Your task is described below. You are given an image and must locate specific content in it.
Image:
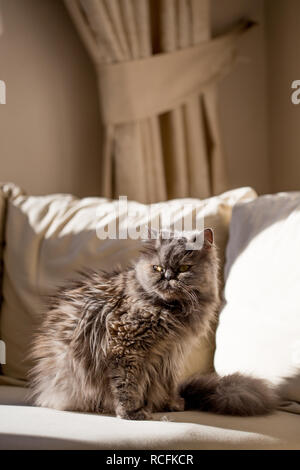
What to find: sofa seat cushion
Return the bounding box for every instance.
[0,386,299,450]
[0,385,29,405]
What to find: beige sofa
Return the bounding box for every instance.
[0,183,299,450]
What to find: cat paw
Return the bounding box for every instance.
[117,408,152,421]
[167,396,185,412]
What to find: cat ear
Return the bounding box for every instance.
[186,228,214,250]
[148,227,159,241]
[204,228,214,248]
[148,227,175,247]
[141,226,161,251]
[160,228,174,242]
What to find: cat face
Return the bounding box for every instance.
[135,229,215,303]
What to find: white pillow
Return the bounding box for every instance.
[0,186,256,384]
[215,193,300,387]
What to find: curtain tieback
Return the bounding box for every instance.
[96,21,254,125]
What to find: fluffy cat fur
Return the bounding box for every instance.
[30,230,278,419]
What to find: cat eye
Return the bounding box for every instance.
[153,265,164,273]
[179,265,190,272]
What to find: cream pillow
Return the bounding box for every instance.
[215,193,300,394]
[0,187,256,384]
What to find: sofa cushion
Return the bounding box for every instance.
[0,187,256,384]
[214,193,300,405]
[0,386,299,450]
[0,385,30,405]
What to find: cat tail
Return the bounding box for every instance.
[179,372,279,416]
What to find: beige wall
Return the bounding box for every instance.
[266,0,300,193]
[0,0,271,197]
[0,0,102,197]
[212,0,270,194]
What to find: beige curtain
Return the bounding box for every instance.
[65,0,250,203]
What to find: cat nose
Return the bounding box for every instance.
[165,270,173,281]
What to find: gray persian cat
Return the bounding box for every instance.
[30,229,278,419]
